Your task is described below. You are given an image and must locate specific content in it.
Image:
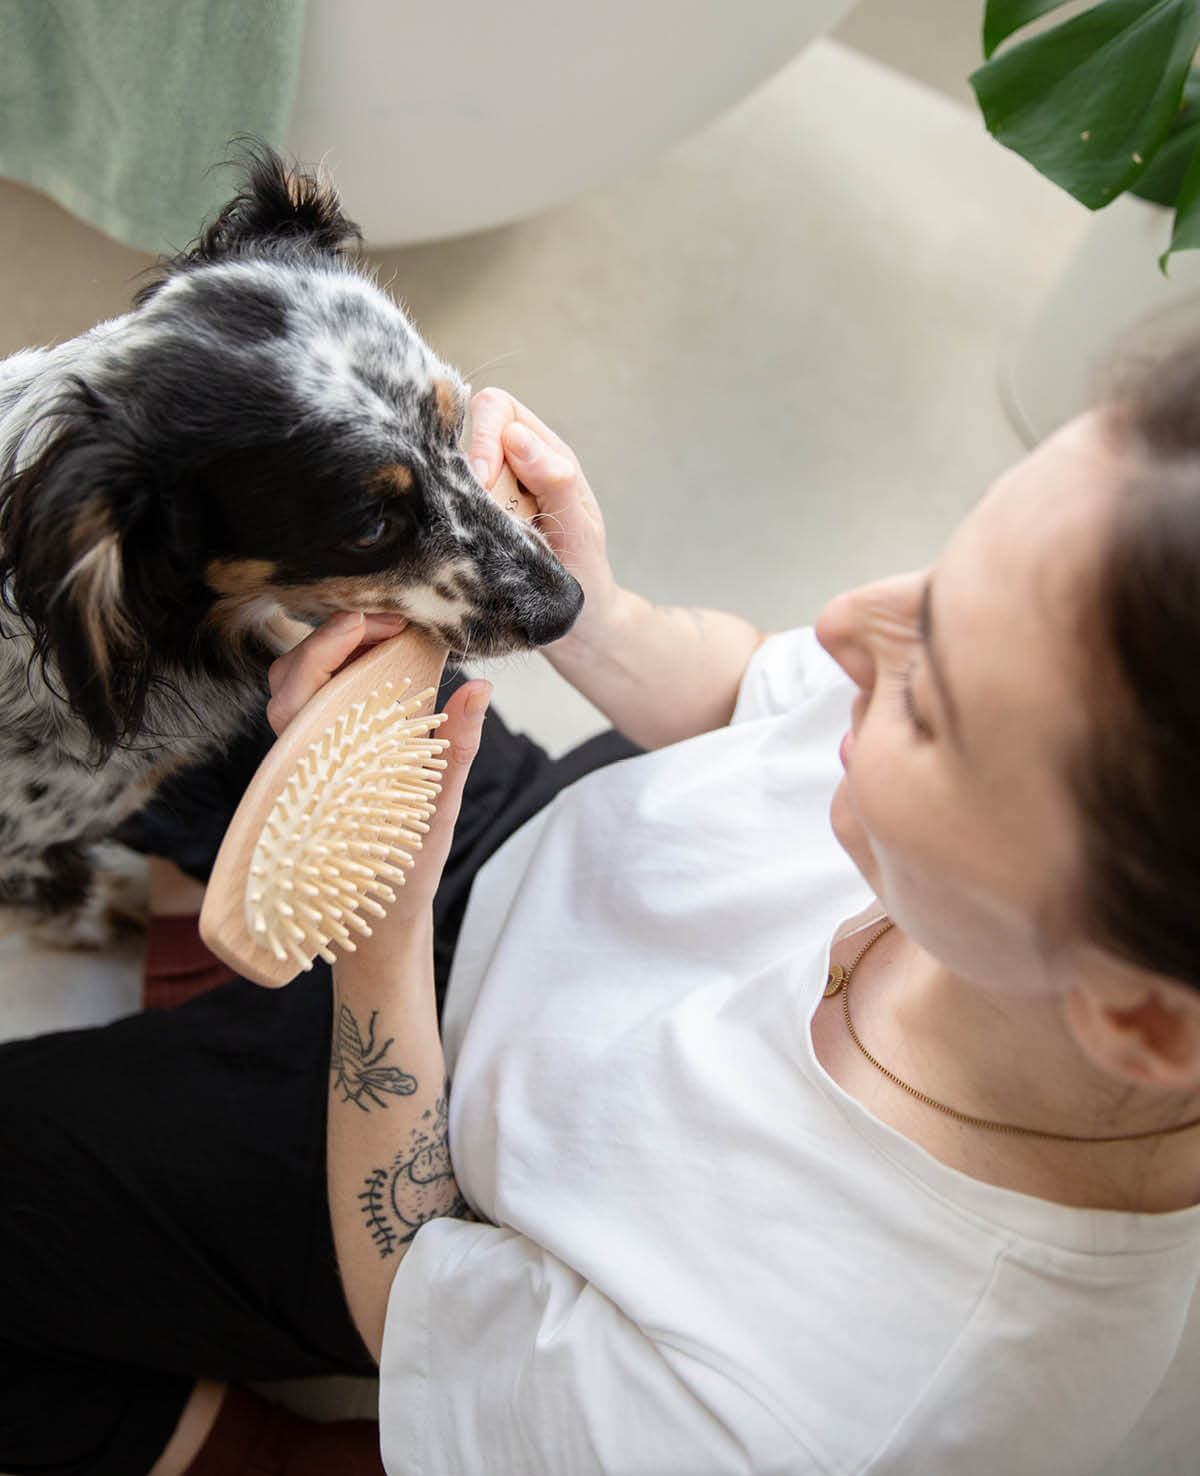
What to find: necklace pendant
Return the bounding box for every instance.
[824,963,848,998]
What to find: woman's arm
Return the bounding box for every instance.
[469,390,765,749]
[326,912,460,1361]
[265,614,490,1360]
[543,588,765,751]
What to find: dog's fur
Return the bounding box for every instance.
[0,148,582,943]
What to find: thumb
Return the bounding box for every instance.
[502,422,575,497]
[439,681,492,791]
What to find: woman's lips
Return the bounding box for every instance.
[839,727,856,768]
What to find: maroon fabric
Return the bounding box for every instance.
[143,912,237,1010]
[185,1385,385,1476]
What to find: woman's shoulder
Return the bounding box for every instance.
[731,625,850,725]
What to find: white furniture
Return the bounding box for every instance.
[286,0,857,245]
[1004,196,1200,445]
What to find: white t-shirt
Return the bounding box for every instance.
[380,629,1200,1476]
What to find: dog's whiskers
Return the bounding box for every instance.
[462,351,520,384]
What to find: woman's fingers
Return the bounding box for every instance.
[426,682,491,841]
[378,680,492,921]
[467,387,575,490]
[266,611,409,735]
[500,422,577,498]
[467,389,516,489]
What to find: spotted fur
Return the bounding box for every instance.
[0,146,582,942]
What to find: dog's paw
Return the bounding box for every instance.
[28,849,150,951]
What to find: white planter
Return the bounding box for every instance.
[1003,194,1200,444]
[286,0,857,246]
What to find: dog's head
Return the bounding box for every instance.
[0,147,582,752]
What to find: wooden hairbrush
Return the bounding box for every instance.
[199,465,537,987]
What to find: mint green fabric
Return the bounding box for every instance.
[0,0,309,253]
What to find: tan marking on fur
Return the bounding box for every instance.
[205,558,279,597]
[266,577,408,616]
[65,532,136,683]
[369,463,415,495]
[204,592,286,645]
[433,378,460,436]
[71,497,114,559]
[203,576,408,646]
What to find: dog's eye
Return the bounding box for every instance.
[349,514,390,550]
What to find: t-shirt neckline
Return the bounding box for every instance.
[801,904,1200,1257]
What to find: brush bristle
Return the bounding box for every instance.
[245,678,449,972]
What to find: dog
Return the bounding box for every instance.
[0,146,583,945]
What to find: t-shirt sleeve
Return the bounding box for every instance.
[379,1220,775,1476]
[730,627,845,726]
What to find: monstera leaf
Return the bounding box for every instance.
[971,0,1200,268]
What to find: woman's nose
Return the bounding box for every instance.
[815,587,875,691]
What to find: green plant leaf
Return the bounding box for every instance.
[970,0,1200,211]
[982,0,1081,58]
[1132,68,1200,206]
[1160,138,1200,267]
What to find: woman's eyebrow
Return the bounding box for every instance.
[920,576,964,747]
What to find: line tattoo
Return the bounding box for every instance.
[331,1003,417,1111]
[359,1167,399,1257]
[357,1087,473,1258]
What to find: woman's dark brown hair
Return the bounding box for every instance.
[1073,341,1200,990]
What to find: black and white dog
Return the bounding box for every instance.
[0,147,581,944]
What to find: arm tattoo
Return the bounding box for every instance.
[357,1086,475,1258]
[331,1003,417,1111]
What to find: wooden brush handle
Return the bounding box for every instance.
[199,627,449,986]
[489,462,538,522]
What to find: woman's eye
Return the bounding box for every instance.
[892,665,934,740]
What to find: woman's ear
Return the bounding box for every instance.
[1065,957,1200,1093]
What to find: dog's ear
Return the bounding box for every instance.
[135,142,361,304]
[0,397,154,756]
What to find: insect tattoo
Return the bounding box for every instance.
[331,1003,417,1111]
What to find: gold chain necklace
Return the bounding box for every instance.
[825,919,1200,1144]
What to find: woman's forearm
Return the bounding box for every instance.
[544,587,766,750]
[327,916,467,1361]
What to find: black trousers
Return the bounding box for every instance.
[0,679,638,1476]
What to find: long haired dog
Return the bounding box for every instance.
[0,148,582,944]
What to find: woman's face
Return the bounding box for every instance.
[816,413,1124,997]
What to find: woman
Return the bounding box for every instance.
[4,345,1200,1476]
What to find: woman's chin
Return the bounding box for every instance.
[830,781,876,886]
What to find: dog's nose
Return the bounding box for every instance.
[520,577,584,646]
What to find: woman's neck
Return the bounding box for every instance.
[816,925,1200,1213]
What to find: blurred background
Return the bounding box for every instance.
[0,0,1095,1034]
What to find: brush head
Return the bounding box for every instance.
[246,678,448,973]
[200,630,451,986]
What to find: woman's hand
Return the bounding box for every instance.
[467,388,624,652]
[467,388,762,748]
[265,610,491,930]
[265,610,412,736]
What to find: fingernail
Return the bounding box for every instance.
[505,424,535,460]
[329,610,364,632]
[465,683,492,718]
[471,457,491,487]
